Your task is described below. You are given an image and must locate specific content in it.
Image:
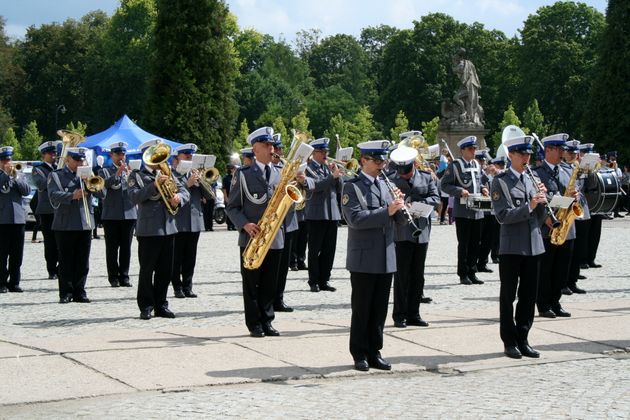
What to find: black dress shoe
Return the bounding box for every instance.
[553,307,571,317]
[48,274,57,280]
[579,263,590,270]
[469,274,484,285]
[8,286,23,293]
[140,309,152,320]
[262,324,280,336]
[561,286,573,296]
[569,285,586,294]
[354,359,369,371]
[290,265,299,271]
[184,290,198,298]
[393,320,407,328]
[319,283,336,292]
[174,289,185,298]
[109,279,120,288]
[74,296,91,303]
[59,296,71,304]
[459,276,472,285]
[368,356,392,370]
[274,302,294,312]
[250,326,265,338]
[504,345,522,359]
[577,274,587,280]
[420,295,433,304]
[119,280,132,287]
[477,265,493,273]
[155,308,176,318]
[407,317,429,327]
[297,263,308,270]
[491,258,500,264]
[518,343,540,358]
[0,286,8,293]
[309,284,320,293]
[539,309,556,318]
[588,262,602,268]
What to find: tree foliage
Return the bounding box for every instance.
[3,127,20,159]
[522,99,549,137]
[389,110,409,142]
[421,116,440,144]
[491,104,521,150]
[20,121,43,161]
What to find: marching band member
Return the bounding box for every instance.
[475,150,495,273]
[240,147,254,167]
[579,143,604,269]
[440,136,489,285]
[226,127,284,337]
[389,146,440,328]
[170,143,211,299]
[342,140,406,371]
[222,163,237,231]
[490,135,547,359]
[48,147,103,303]
[0,146,31,293]
[98,141,136,288]
[534,134,576,318]
[304,137,343,293]
[32,140,61,279]
[128,139,189,320]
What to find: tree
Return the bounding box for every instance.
[522,99,549,137]
[324,114,353,152]
[491,104,521,150]
[3,128,21,159]
[346,106,381,152]
[293,28,321,60]
[584,0,630,161]
[65,121,88,136]
[147,0,238,169]
[421,116,440,144]
[306,85,359,137]
[0,17,18,136]
[272,116,289,149]
[20,121,43,161]
[290,110,312,138]
[232,118,250,151]
[389,110,409,142]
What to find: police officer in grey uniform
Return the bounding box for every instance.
[389,145,440,328]
[475,150,496,273]
[341,140,406,372]
[491,135,547,359]
[533,134,577,318]
[440,136,489,285]
[304,137,343,292]
[128,139,189,320]
[32,141,61,279]
[99,141,137,288]
[170,143,211,298]
[48,147,103,303]
[226,127,285,337]
[0,146,31,293]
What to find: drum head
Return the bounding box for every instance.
[585,172,619,214]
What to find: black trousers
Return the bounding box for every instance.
[290,220,308,266]
[587,214,603,264]
[569,219,590,285]
[276,230,295,305]
[537,238,574,312]
[499,254,540,346]
[350,272,392,361]
[54,230,91,299]
[39,213,58,277]
[393,241,428,322]
[137,235,174,312]
[0,224,25,288]
[478,213,497,266]
[203,198,215,230]
[171,231,200,293]
[307,220,338,286]
[240,247,281,331]
[102,219,135,283]
[454,217,482,277]
[439,197,449,223]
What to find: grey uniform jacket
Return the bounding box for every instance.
[128,168,189,237]
[304,160,343,221]
[99,165,138,220]
[341,173,405,274]
[225,162,285,249]
[172,170,211,233]
[390,170,440,244]
[48,167,104,231]
[0,172,31,224]
[32,162,56,214]
[440,159,487,220]
[491,171,546,256]
[533,161,577,240]
[575,167,590,220]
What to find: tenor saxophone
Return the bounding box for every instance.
[550,164,583,245]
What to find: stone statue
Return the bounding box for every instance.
[441,48,484,127]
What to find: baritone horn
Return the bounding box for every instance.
[142,141,180,215]
[57,130,85,170]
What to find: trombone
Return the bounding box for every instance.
[327,157,359,177]
[77,166,105,230]
[194,167,220,200]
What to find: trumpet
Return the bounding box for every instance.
[327,158,359,177]
[7,162,23,177]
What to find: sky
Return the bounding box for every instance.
[2,0,608,42]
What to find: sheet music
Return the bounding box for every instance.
[192,154,216,169]
[76,166,93,178]
[295,143,314,163]
[408,202,434,219]
[549,195,574,209]
[580,153,600,171]
[336,147,353,161]
[128,160,142,171]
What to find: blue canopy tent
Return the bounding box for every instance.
[79,115,182,165]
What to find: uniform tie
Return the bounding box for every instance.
[553,165,559,179]
[264,165,271,183]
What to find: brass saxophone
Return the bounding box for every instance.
[550,164,583,245]
[242,139,308,270]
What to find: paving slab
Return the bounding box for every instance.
[0,341,48,359]
[536,313,630,350]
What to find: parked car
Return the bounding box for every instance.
[15,163,38,227]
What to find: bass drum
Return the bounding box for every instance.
[584,170,620,214]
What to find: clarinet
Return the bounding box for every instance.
[524,164,561,228]
[379,170,423,238]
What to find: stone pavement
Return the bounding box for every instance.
[1,218,629,417]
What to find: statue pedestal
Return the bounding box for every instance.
[438,125,489,159]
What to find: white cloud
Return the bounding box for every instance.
[5,24,28,40]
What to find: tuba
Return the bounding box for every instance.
[399,133,431,171]
[57,130,85,170]
[242,136,313,270]
[142,142,180,215]
[550,164,583,245]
